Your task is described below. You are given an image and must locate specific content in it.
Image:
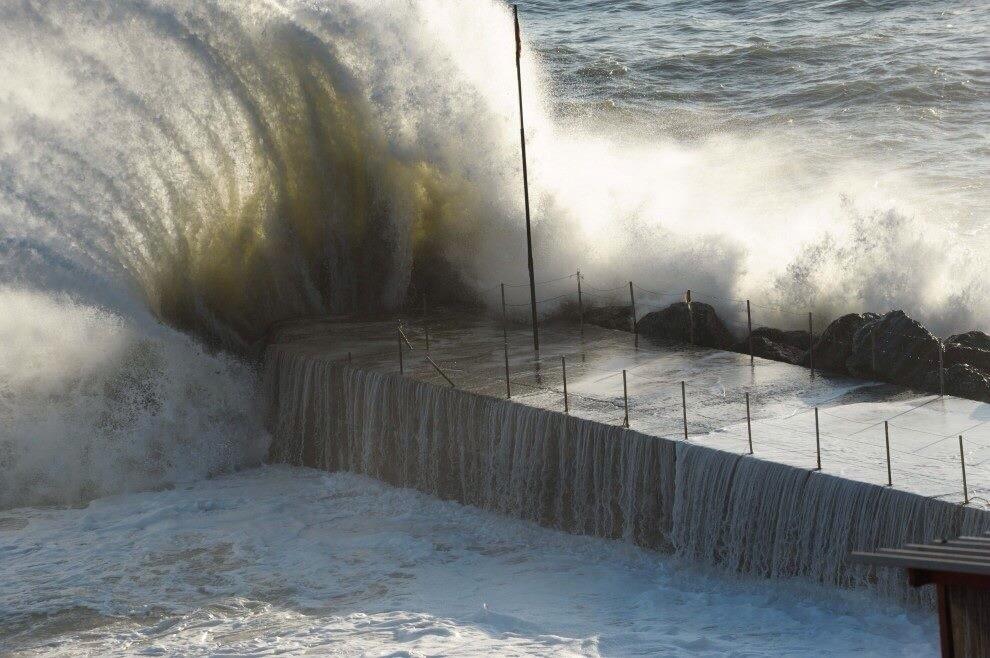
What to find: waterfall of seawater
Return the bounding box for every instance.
[266,343,990,606]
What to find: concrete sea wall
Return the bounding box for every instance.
[264,343,990,605]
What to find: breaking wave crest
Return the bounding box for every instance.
[0,0,983,506]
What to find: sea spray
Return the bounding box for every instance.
[2,0,986,507]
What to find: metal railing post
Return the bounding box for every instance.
[681,380,688,440]
[745,392,753,454]
[504,342,512,399]
[808,312,815,380]
[960,435,969,504]
[747,300,754,366]
[884,421,892,487]
[814,407,821,470]
[562,355,569,413]
[629,281,638,348]
[502,283,511,399]
[577,270,584,338]
[685,291,694,345]
[425,354,455,387]
[622,370,629,428]
[939,341,946,397]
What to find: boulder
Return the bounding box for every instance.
[845,310,940,389]
[923,364,990,403]
[637,302,734,349]
[583,304,634,332]
[947,331,990,350]
[755,327,810,350]
[734,327,809,365]
[750,336,805,364]
[806,313,878,375]
[945,331,990,374]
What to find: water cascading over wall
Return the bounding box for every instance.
[264,343,990,605]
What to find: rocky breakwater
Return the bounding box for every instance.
[580,298,990,404]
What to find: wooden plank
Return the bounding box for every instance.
[874,548,990,567]
[903,543,990,558]
[956,535,990,544]
[851,551,990,577]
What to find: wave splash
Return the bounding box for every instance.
[0,0,982,507]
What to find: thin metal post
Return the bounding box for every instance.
[513,5,539,353]
[746,300,754,366]
[504,342,512,399]
[959,435,969,504]
[814,407,821,470]
[577,270,584,338]
[681,380,688,440]
[685,291,694,345]
[502,283,511,399]
[629,281,638,348]
[562,355,569,413]
[884,421,892,487]
[622,370,629,428]
[745,392,753,454]
[808,312,815,380]
[397,323,404,374]
[425,354,455,387]
[940,343,945,395]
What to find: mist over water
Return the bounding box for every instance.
[0,0,986,506]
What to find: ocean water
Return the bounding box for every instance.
[0,467,938,656]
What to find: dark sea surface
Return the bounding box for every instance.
[523,0,988,226]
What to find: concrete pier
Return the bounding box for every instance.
[264,314,990,606]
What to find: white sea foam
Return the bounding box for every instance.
[0,466,937,656]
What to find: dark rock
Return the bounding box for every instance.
[806,313,879,375]
[637,302,734,349]
[753,327,811,351]
[733,327,809,364]
[747,336,806,364]
[947,331,990,351]
[845,310,940,389]
[584,305,634,332]
[945,331,990,374]
[923,364,990,403]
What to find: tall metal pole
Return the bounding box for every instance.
[513,5,539,353]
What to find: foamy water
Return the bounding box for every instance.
[0,466,937,656]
